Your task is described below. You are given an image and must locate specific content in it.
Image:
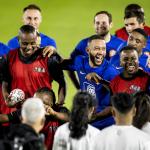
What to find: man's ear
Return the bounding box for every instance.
[112,108,116,118]
[110,22,113,29]
[86,47,90,54]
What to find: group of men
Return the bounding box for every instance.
[0,3,150,150]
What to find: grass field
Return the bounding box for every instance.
[0,0,150,109]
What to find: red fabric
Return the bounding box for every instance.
[41,120,60,150]
[0,84,16,114]
[115,27,128,41]
[110,70,150,94]
[115,26,150,41]
[8,49,52,98]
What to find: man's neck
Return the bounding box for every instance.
[115,117,132,126]
[104,33,111,43]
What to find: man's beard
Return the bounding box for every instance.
[97,29,109,37]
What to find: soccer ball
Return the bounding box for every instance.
[9,89,25,104]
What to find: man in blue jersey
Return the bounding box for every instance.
[69,11,125,89]
[110,28,149,72]
[61,35,119,129]
[7,4,56,57]
[71,11,125,61]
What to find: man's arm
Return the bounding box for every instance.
[48,54,66,105]
[90,106,112,122]
[1,55,16,107]
[45,105,69,122]
[1,56,11,104]
[0,114,9,123]
[86,72,111,91]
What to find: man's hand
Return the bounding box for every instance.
[86,72,102,84]
[5,95,16,107]
[44,105,56,116]
[43,46,56,57]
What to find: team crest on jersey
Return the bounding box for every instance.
[34,67,45,73]
[83,82,96,97]
[129,85,141,92]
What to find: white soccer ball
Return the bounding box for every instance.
[9,89,25,104]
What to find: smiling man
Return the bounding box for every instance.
[110,46,150,94]
[7,4,56,57]
[2,25,66,111]
[110,28,149,72]
[61,34,119,129]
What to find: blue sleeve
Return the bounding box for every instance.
[70,38,88,60]
[110,53,120,68]
[7,36,20,49]
[104,66,119,81]
[61,56,82,71]
[0,43,10,56]
[40,33,57,48]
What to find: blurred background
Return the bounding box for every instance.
[0,0,150,108]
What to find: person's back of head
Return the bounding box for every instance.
[69,91,96,139]
[21,97,45,133]
[133,91,150,129]
[111,93,136,125]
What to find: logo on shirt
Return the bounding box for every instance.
[79,71,86,75]
[34,67,45,73]
[83,82,96,97]
[129,85,141,92]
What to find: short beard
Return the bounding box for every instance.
[97,30,109,37]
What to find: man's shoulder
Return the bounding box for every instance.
[103,61,119,73]
[115,27,126,34]
[111,35,125,42]
[115,27,128,41]
[87,124,100,134]
[56,122,69,134]
[8,36,18,45]
[8,36,20,49]
[39,33,55,41]
[144,26,150,35]
[76,37,89,46]
[39,33,56,48]
[0,42,10,56]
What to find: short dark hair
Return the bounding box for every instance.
[132,28,148,40]
[23,4,41,12]
[19,25,36,34]
[120,45,138,54]
[94,11,112,23]
[124,11,145,24]
[111,93,135,114]
[36,87,56,104]
[69,91,96,139]
[88,34,104,44]
[125,4,144,15]
[133,91,150,129]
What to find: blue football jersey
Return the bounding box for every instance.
[70,35,125,61]
[66,56,119,129]
[7,33,56,49]
[143,36,150,53]
[0,42,10,56]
